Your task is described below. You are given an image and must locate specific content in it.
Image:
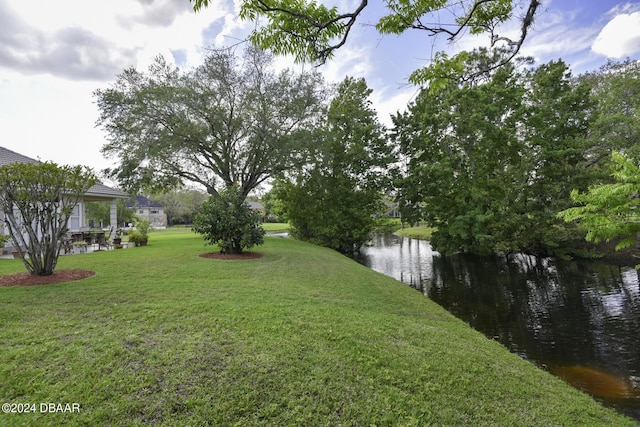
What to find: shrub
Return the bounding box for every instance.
[127,231,146,246]
[0,162,97,275]
[135,219,152,238]
[192,186,265,254]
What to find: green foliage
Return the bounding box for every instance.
[191,0,539,87]
[95,47,327,197]
[396,54,593,256]
[261,187,286,222]
[0,233,9,247]
[128,219,152,246]
[150,188,208,225]
[578,59,640,163]
[547,59,640,258]
[240,1,343,63]
[0,162,97,275]
[192,186,265,254]
[127,230,146,246]
[91,198,133,228]
[276,77,392,255]
[559,152,640,253]
[117,199,136,226]
[85,201,110,226]
[276,175,382,255]
[409,51,470,89]
[134,219,152,237]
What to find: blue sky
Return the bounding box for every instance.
[0,0,639,178]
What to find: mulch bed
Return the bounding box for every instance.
[1,252,262,287]
[199,252,262,260]
[0,270,96,287]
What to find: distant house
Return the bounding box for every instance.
[247,201,265,221]
[0,146,129,242]
[127,195,168,228]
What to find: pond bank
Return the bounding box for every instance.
[360,233,640,422]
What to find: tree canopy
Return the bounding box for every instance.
[578,59,640,165]
[150,188,208,225]
[555,60,640,260]
[395,52,593,256]
[558,152,640,256]
[191,0,540,86]
[0,162,97,275]
[276,76,393,255]
[95,47,328,198]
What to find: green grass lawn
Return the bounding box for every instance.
[396,225,436,240]
[261,222,290,233]
[0,229,633,426]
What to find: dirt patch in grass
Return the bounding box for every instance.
[199,252,262,260]
[0,270,96,287]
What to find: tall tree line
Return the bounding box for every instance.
[95,42,639,257]
[395,52,639,257]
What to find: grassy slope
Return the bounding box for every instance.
[0,230,633,426]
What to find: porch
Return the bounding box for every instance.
[0,233,135,259]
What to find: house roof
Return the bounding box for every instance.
[0,146,40,167]
[247,201,264,210]
[0,146,129,199]
[127,195,164,208]
[85,183,130,200]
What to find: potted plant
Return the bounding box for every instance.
[127,231,143,247]
[132,219,151,246]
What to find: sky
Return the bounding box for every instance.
[1,0,640,180]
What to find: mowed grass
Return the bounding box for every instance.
[396,225,437,240]
[0,229,633,426]
[261,222,290,233]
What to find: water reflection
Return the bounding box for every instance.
[360,235,640,420]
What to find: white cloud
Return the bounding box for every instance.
[0,0,241,173]
[592,11,640,58]
[372,86,418,127]
[0,0,235,80]
[0,76,109,171]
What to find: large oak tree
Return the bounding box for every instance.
[95,47,328,198]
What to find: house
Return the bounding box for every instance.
[247,201,266,221]
[0,146,129,242]
[127,195,168,228]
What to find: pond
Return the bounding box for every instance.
[358,233,640,421]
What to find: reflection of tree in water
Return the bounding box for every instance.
[428,254,640,382]
[361,238,640,418]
